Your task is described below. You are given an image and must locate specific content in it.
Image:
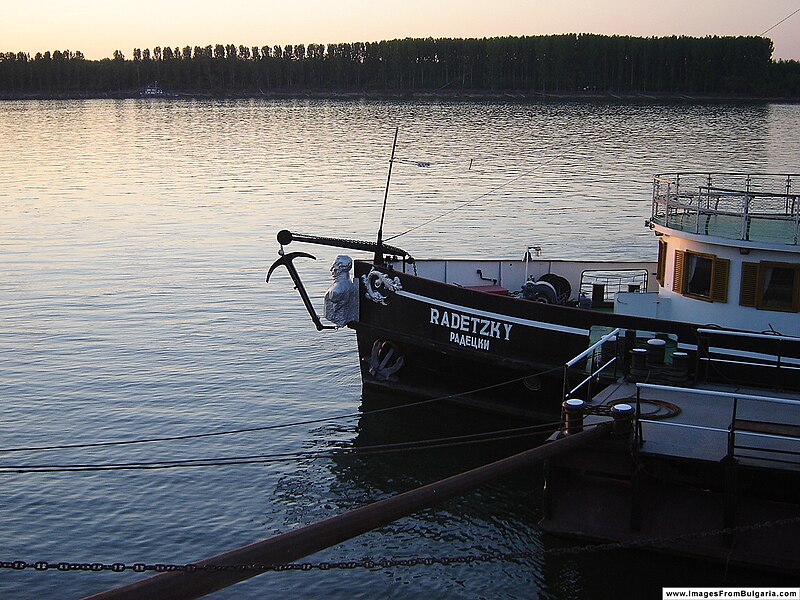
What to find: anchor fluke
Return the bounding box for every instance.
[266,250,316,283]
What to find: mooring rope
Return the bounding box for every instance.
[0,365,565,456]
[0,420,564,473]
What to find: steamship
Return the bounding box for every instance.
[271,172,800,418]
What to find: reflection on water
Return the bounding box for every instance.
[0,99,797,598]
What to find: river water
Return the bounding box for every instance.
[1,99,798,599]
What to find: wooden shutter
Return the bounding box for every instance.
[672,250,685,293]
[739,262,758,307]
[656,239,667,286]
[711,257,729,303]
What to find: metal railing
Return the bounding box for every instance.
[562,328,621,403]
[728,394,800,465]
[579,270,649,305]
[651,172,799,245]
[632,383,800,467]
[695,328,800,390]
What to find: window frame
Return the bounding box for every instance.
[673,249,729,303]
[741,260,800,313]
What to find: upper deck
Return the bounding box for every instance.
[651,172,799,249]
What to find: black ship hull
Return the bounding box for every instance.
[352,261,702,419]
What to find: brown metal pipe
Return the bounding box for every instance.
[83,421,612,600]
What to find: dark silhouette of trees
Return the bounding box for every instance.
[2,34,799,97]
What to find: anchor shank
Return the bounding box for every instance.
[267,251,335,331]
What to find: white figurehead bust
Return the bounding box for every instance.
[324,255,359,327]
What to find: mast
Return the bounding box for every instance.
[374,127,399,265]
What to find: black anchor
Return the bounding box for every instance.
[267,251,335,331]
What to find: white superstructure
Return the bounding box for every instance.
[617,173,799,336]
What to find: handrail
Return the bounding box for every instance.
[696,328,800,343]
[728,395,800,462]
[635,382,800,406]
[695,328,800,387]
[632,383,800,463]
[565,328,621,368]
[655,172,799,178]
[700,186,798,199]
[565,357,618,399]
[651,172,799,245]
[562,329,621,402]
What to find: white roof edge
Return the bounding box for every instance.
[652,224,800,254]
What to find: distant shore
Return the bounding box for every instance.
[2,89,799,103]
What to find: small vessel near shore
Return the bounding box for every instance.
[270,171,799,419]
[140,81,175,98]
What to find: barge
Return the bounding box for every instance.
[539,326,800,573]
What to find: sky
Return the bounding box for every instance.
[4,0,800,61]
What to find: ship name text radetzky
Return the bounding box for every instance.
[429,307,512,351]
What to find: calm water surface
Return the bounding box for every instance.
[1,99,798,599]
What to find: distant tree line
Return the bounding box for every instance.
[2,35,799,97]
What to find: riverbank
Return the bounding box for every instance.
[2,88,799,103]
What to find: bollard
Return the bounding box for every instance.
[629,347,648,381]
[591,283,605,306]
[624,329,637,352]
[562,398,586,434]
[663,350,689,384]
[671,351,688,372]
[611,403,635,437]
[646,338,666,366]
[631,348,647,370]
[624,329,637,371]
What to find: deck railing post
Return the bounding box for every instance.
[634,386,644,447]
[695,187,702,234]
[741,194,751,241]
[794,195,800,245]
[623,329,637,377]
[722,426,740,549]
[786,175,798,244]
[727,396,739,459]
[695,332,707,384]
[587,349,594,400]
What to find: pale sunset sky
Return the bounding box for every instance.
[4,0,800,61]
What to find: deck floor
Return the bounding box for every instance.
[587,379,800,471]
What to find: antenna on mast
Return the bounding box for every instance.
[374,127,399,265]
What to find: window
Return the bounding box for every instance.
[686,253,713,297]
[673,249,729,302]
[740,261,800,312]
